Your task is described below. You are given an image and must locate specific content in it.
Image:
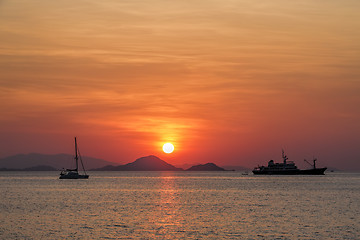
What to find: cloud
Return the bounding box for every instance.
[1,0,360,168]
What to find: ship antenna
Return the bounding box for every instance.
[282,149,287,164]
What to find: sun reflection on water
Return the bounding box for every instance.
[148,173,186,238]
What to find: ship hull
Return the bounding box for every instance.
[252,169,300,175]
[298,168,327,175]
[59,173,89,179]
[253,168,327,175]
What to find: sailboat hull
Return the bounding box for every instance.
[59,171,89,179]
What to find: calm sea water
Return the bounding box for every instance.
[0,171,359,239]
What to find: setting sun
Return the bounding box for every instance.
[163,143,174,154]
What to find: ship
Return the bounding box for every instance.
[252,150,327,175]
[59,137,89,179]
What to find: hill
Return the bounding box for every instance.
[0,153,116,170]
[221,165,251,171]
[186,163,226,171]
[93,155,183,171]
[177,163,249,171]
[0,165,58,171]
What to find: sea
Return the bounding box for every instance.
[0,171,359,239]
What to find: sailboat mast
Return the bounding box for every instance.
[75,137,78,171]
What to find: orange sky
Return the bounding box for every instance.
[1,0,359,170]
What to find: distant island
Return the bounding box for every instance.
[0,153,117,170]
[92,155,228,171]
[93,155,183,171]
[0,165,58,171]
[186,163,226,171]
[0,153,245,171]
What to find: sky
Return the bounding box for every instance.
[0,0,359,170]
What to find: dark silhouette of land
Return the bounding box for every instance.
[186,163,226,171]
[93,155,183,171]
[0,153,116,170]
[221,165,250,171]
[93,155,230,171]
[0,153,248,171]
[0,165,57,171]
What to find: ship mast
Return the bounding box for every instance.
[304,158,317,169]
[282,149,288,165]
[74,137,78,172]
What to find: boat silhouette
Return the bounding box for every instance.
[253,150,327,175]
[59,137,89,179]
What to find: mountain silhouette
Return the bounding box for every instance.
[0,154,242,172]
[0,153,116,170]
[0,165,58,171]
[93,155,183,171]
[221,165,250,171]
[186,163,226,171]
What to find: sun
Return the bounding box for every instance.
[163,143,174,154]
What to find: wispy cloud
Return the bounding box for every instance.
[0,0,359,168]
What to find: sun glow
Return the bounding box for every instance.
[163,143,175,154]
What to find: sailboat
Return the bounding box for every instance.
[59,137,89,179]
